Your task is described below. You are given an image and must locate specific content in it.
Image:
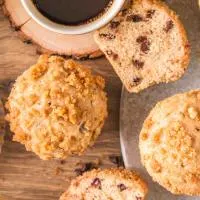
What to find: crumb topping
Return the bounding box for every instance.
[6,55,108,160]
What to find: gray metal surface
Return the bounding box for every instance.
[120,0,200,199]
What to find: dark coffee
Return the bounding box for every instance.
[32,0,112,26]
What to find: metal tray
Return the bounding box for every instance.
[120,0,200,199]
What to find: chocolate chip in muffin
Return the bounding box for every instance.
[121,8,128,16]
[127,14,143,22]
[136,36,151,53]
[133,59,144,69]
[141,41,150,53]
[136,36,148,43]
[91,178,101,189]
[132,77,142,86]
[117,183,127,191]
[164,20,174,33]
[110,21,120,29]
[99,33,116,40]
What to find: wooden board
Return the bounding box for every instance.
[0,5,122,200]
[1,0,103,59]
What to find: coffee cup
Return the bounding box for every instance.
[20,0,125,35]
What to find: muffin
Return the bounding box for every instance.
[94,0,190,93]
[60,168,148,200]
[139,90,200,195]
[6,55,108,160]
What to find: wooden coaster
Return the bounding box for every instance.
[2,0,103,59]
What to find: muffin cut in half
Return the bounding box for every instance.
[60,168,148,200]
[94,0,190,93]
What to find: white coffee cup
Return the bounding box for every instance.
[20,0,125,35]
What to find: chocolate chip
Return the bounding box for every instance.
[99,33,116,40]
[91,178,101,189]
[132,77,142,86]
[121,9,128,16]
[136,36,151,53]
[164,20,174,33]
[113,54,118,60]
[127,14,143,22]
[79,123,88,134]
[146,10,155,19]
[109,155,124,167]
[136,36,148,43]
[117,184,127,191]
[110,21,120,29]
[106,50,118,60]
[133,59,144,69]
[141,41,150,53]
[74,162,96,176]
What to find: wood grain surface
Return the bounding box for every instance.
[0,3,122,200]
[1,0,102,59]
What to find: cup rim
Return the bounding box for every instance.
[20,0,125,35]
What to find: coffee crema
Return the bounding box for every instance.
[32,0,112,26]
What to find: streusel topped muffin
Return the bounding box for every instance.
[6,55,108,160]
[140,90,200,195]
